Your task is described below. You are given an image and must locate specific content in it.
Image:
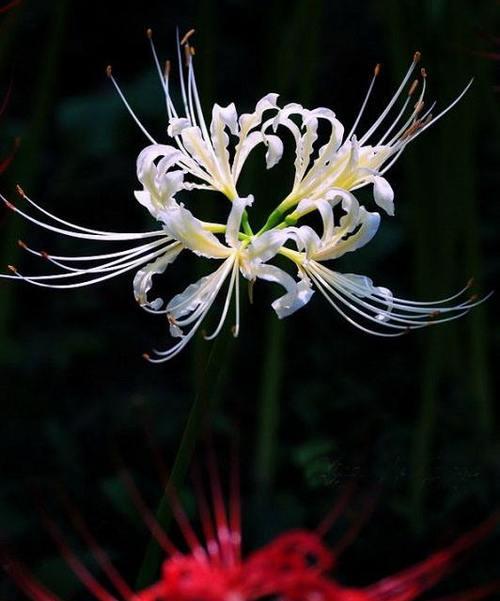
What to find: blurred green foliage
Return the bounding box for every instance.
[0,0,499,597]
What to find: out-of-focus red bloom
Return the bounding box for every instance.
[0,0,21,16]
[2,461,498,601]
[0,84,20,175]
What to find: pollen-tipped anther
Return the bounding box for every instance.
[180,29,196,46]
[374,63,381,77]
[467,277,475,289]
[146,28,153,39]
[106,65,113,78]
[16,184,25,198]
[17,240,27,249]
[420,67,428,78]
[408,79,419,96]
[165,60,171,77]
[7,264,17,273]
[413,50,422,63]
[41,251,50,260]
[142,353,151,361]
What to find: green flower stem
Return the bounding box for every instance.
[255,315,285,496]
[241,210,254,236]
[135,333,232,589]
[256,208,286,236]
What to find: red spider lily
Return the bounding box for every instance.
[2,460,498,601]
[0,83,19,174]
[0,0,21,16]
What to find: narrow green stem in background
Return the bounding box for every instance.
[255,317,285,495]
[135,333,232,588]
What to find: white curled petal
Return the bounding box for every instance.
[287,225,322,256]
[374,286,394,321]
[135,145,186,218]
[255,264,314,318]
[163,203,229,259]
[232,131,267,181]
[225,195,254,248]
[238,93,280,132]
[166,274,213,320]
[167,117,192,137]
[315,209,380,261]
[158,170,185,200]
[247,230,288,263]
[133,245,182,308]
[336,191,360,231]
[373,175,395,216]
[134,190,159,219]
[264,135,284,169]
[136,145,183,189]
[180,126,219,175]
[211,103,239,137]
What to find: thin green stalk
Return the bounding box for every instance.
[135,332,232,589]
[255,316,285,494]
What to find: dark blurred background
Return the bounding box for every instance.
[0,0,499,597]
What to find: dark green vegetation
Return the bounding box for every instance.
[0,0,498,598]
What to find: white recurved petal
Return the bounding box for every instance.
[167,117,191,137]
[133,244,183,309]
[167,272,218,321]
[180,126,221,183]
[314,208,381,261]
[264,135,284,169]
[210,103,239,189]
[163,203,230,259]
[135,144,185,217]
[372,175,395,216]
[254,263,314,318]
[247,229,290,264]
[225,195,254,248]
[232,94,281,181]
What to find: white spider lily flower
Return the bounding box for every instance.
[277,193,489,335]
[0,28,488,362]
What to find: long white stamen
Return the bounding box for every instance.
[308,269,405,337]
[311,265,472,328]
[176,28,191,120]
[359,52,421,145]
[106,66,157,145]
[19,238,168,264]
[1,194,164,242]
[384,76,428,148]
[147,259,234,361]
[204,259,238,340]
[186,53,199,127]
[346,63,380,141]
[7,246,170,289]
[147,29,170,111]
[410,79,474,142]
[17,188,161,239]
[334,266,473,310]
[233,261,241,338]
[25,238,171,275]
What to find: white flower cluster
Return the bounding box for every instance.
[1,30,487,362]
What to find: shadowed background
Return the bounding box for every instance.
[0,0,499,597]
